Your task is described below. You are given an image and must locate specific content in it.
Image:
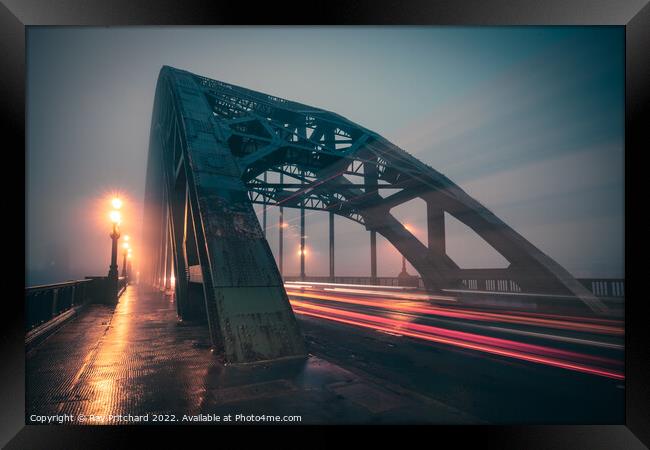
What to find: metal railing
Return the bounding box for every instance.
[282,275,625,298]
[283,275,425,288]
[579,278,625,298]
[26,276,130,332]
[25,279,92,332]
[457,277,624,298]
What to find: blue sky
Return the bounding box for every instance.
[26,26,624,284]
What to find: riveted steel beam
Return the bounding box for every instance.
[145,67,306,363]
[144,64,608,338]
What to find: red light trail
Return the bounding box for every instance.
[286,289,623,335]
[287,289,624,381]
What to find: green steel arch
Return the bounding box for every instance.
[143,66,607,364]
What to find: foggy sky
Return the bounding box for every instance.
[26,26,624,285]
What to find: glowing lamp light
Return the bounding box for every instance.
[124,235,130,242]
[170,275,176,285]
[123,242,130,250]
[109,210,122,225]
[111,197,123,210]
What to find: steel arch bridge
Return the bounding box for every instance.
[143,66,606,364]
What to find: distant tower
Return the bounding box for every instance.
[397,254,418,287]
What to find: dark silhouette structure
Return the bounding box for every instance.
[143,66,606,364]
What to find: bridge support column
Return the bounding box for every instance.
[426,200,446,256]
[329,212,335,282]
[164,222,172,291]
[262,172,267,238]
[161,215,172,291]
[183,198,208,322]
[364,209,453,292]
[363,155,380,285]
[370,230,377,282]
[157,198,169,289]
[147,68,306,363]
[279,202,284,276]
[168,175,192,320]
[300,172,306,281]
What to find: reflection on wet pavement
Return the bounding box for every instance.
[26,286,475,424]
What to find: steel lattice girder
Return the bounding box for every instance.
[144,66,607,362]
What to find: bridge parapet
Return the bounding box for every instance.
[26,279,92,332]
[26,276,128,333]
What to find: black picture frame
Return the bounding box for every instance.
[4,1,648,447]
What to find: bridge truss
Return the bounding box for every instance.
[143,66,607,364]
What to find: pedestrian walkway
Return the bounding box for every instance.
[26,286,474,424]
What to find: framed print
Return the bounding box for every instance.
[4,0,648,447]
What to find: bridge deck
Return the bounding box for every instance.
[26,286,474,424]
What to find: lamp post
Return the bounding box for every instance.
[297,246,308,274]
[127,253,133,283]
[122,236,130,280]
[108,198,122,303]
[122,245,129,279]
[127,248,132,282]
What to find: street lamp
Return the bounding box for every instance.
[122,238,130,279]
[107,198,122,303]
[126,249,133,282]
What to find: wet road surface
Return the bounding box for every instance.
[287,282,624,423]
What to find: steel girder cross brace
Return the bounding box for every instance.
[144,67,306,364]
[144,67,608,365]
[200,67,604,315]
